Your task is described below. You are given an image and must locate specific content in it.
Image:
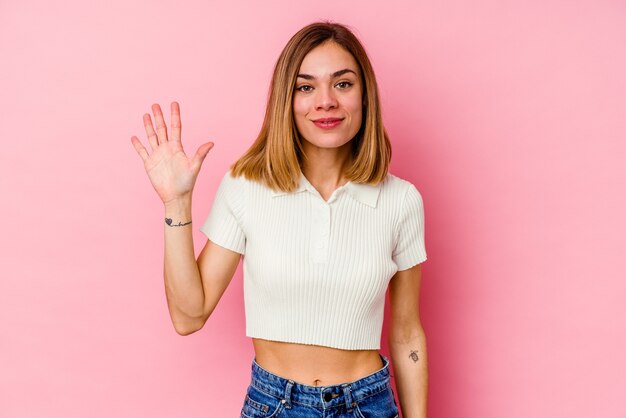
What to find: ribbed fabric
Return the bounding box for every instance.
[200,168,427,350]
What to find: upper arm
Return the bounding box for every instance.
[388,263,424,342]
[196,238,242,320]
[392,184,427,271]
[388,181,427,342]
[196,169,247,322]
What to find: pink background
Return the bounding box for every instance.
[1,0,625,417]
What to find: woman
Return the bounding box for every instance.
[131,21,428,418]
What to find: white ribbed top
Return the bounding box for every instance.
[200,168,427,350]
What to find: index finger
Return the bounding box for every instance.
[171,101,181,142]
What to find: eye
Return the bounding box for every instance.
[295,85,312,92]
[336,81,353,89]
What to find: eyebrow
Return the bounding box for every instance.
[296,68,357,80]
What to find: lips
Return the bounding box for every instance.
[312,118,344,129]
[313,117,344,123]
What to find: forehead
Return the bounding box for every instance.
[298,41,359,75]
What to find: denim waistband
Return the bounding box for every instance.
[250,353,391,410]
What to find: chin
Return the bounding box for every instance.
[304,129,358,144]
[304,136,354,149]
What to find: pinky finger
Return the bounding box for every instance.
[131,136,149,162]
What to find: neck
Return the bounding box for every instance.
[300,141,353,189]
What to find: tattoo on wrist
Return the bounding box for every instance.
[165,218,192,227]
[408,350,419,363]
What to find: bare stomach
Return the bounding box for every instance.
[252,337,384,387]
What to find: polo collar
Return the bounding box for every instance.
[270,171,382,208]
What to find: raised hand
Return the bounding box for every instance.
[131,102,214,205]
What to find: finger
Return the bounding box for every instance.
[143,113,159,151]
[131,136,150,162]
[170,101,182,142]
[151,103,169,143]
[191,141,214,173]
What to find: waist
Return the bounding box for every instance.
[252,338,384,386]
[249,351,392,410]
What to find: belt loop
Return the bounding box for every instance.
[341,384,354,413]
[283,379,295,409]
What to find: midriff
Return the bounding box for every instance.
[252,337,384,387]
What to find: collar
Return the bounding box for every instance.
[270,171,382,208]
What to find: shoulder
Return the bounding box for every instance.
[220,168,252,189]
[384,172,423,201]
[213,168,251,206]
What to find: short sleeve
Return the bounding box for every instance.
[392,184,427,271]
[199,169,246,254]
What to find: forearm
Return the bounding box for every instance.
[389,328,429,418]
[163,196,205,327]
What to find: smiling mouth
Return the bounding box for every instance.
[312,119,344,129]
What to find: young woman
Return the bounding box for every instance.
[132,21,428,418]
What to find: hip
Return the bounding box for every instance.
[240,353,399,418]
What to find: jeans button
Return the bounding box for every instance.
[323,391,333,402]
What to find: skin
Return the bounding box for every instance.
[252,41,385,386]
[292,40,363,201]
[130,41,420,390]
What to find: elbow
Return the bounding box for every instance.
[174,322,201,336]
[173,315,208,336]
[389,324,426,345]
[175,326,199,336]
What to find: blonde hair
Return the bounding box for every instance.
[231,20,392,192]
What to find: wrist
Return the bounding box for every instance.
[164,194,192,209]
[164,196,192,221]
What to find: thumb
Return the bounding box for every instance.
[190,141,214,173]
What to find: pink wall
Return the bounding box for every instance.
[1,0,625,417]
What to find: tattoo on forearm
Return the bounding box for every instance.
[165,218,192,227]
[408,350,419,363]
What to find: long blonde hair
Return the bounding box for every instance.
[231,20,392,192]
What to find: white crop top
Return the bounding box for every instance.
[200,168,427,350]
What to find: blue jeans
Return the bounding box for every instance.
[240,353,400,418]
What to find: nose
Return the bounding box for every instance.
[314,86,338,111]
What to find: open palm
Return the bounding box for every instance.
[131,102,214,204]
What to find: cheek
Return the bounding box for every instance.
[292,97,308,117]
[345,90,363,116]
[292,100,309,133]
[355,110,363,125]
[347,101,363,122]
[351,110,363,132]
